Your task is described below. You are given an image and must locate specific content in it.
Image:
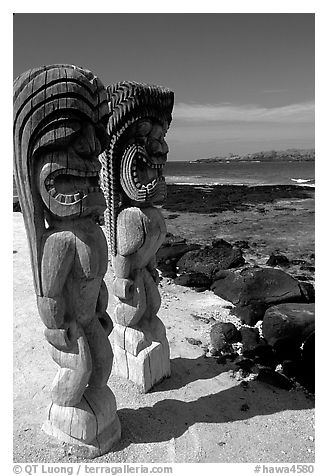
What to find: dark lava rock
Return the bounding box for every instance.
[156,234,200,278]
[239,327,275,365]
[262,303,315,349]
[240,326,269,359]
[157,233,201,277]
[234,240,250,250]
[301,265,315,273]
[253,345,278,368]
[210,322,241,354]
[282,359,303,379]
[299,331,315,393]
[257,368,293,390]
[215,353,238,364]
[232,302,268,326]
[291,259,310,266]
[210,270,246,304]
[302,332,314,367]
[240,326,260,350]
[160,232,187,246]
[299,282,315,303]
[273,339,302,362]
[266,253,290,267]
[295,275,312,282]
[194,286,209,293]
[211,267,310,326]
[158,262,177,279]
[174,272,212,289]
[177,240,244,280]
[185,337,202,346]
[234,356,255,373]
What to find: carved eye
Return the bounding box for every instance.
[72,136,91,155]
[147,138,163,156]
[71,124,102,156]
[149,124,164,140]
[136,120,152,136]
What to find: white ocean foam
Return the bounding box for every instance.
[290,178,315,187]
[291,178,312,183]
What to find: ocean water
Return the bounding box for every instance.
[165,160,315,187]
[13,160,315,200]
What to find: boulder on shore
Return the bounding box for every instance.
[262,303,315,348]
[176,239,244,280]
[266,253,290,267]
[211,267,314,325]
[210,322,241,354]
[174,272,212,290]
[300,331,315,393]
[157,233,200,262]
[157,233,201,277]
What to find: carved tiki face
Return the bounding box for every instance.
[13,65,109,294]
[119,118,169,206]
[37,119,109,219]
[100,81,174,254]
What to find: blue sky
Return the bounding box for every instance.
[13,13,314,161]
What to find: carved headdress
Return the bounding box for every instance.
[100,81,174,255]
[13,64,109,296]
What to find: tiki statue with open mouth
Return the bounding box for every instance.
[101,81,174,392]
[13,64,121,456]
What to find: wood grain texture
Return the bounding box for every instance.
[13,65,120,455]
[100,82,174,392]
[112,207,171,392]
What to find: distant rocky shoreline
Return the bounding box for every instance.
[164,183,314,214]
[193,148,315,163]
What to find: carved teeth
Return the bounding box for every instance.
[56,193,66,203]
[65,195,75,204]
[49,188,57,197]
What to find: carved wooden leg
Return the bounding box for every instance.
[112,268,170,392]
[43,322,121,457]
[113,318,170,392]
[113,336,170,393]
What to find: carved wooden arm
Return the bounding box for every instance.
[96,280,113,336]
[38,231,76,351]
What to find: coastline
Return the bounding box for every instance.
[162,183,315,281]
[164,183,314,214]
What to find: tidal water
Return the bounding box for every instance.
[165,160,315,187]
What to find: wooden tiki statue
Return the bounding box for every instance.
[101,81,174,392]
[13,64,121,456]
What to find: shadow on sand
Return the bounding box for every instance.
[113,355,314,449]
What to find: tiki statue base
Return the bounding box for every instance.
[113,340,171,393]
[42,386,121,458]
